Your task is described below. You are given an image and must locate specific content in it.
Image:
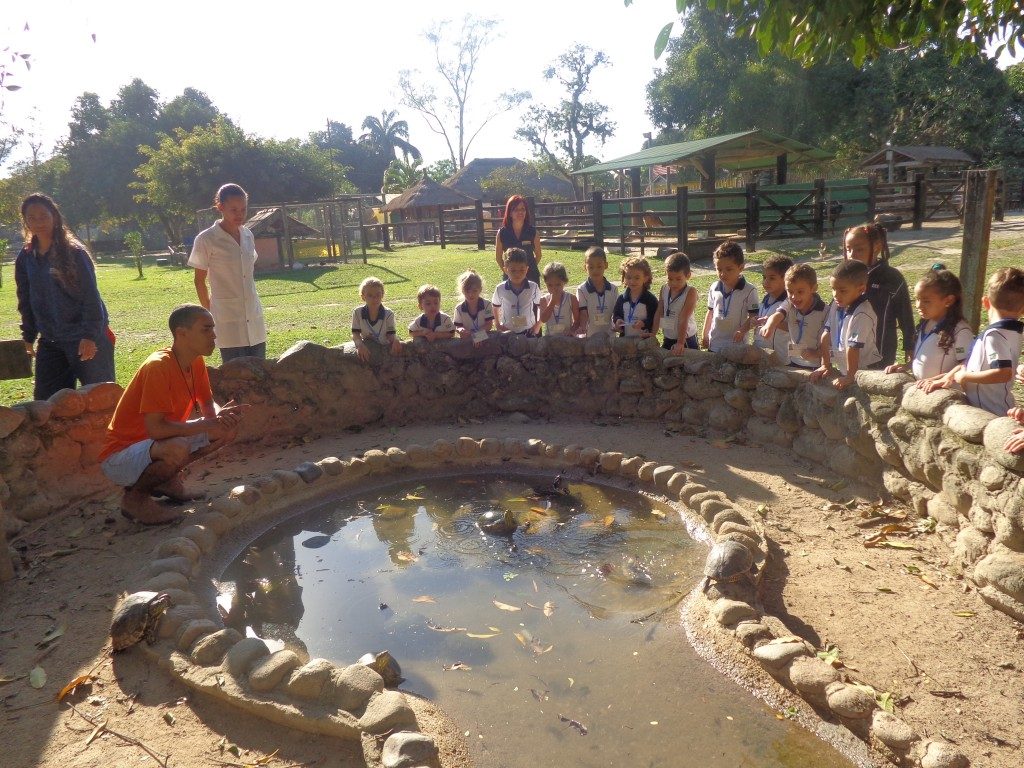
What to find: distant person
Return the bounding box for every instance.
[843,223,915,369]
[15,193,116,400]
[189,183,267,363]
[495,194,543,285]
[890,266,973,382]
[100,305,247,524]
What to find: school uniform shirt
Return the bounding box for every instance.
[777,295,828,369]
[492,279,540,334]
[188,223,267,348]
[822,295,881,375]
[754,292,791,364]
[866,261,916,367]
[543,292,574,336]
[659,284,697,342]
[408,312,456,335]
[576,279,619,337]
[613,288,659,338]
[911,319,973,380]
[962,319,1023,415]
[453,299,494,334]
[707,277,759,352]
[351,305,397,343]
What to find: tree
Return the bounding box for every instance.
[515,45,616,198]
[642,0,1024,65]
[310,120,390,193]
[479,161,570,202]
[359,111,420,162]
[398,15,529,169]
[123,231,144,278]
[382,158,424,193]
[424,158,456,183]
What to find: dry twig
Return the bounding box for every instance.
[68,703,169,766]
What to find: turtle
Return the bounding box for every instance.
[359,650,403,687]
[700,540,756,593]
[531,474,570,498]
[110,591,171,652]
[478,508,517,536]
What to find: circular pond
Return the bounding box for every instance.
[216,472,855,768]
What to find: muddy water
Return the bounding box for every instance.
[219,474,855,768]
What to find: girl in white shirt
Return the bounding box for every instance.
[539,262,579,336]
[890,267,973,381]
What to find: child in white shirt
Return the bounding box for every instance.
[702,241,759,352]
[891,266,973,381]
[453,269,494,345]
[351,276,401,361]
[492,247,541,336]
[576,246,618,338]
[408,284,456,342]
[539,262,579,336]
[811,260,880,390]
[754,254,793,363]
[760,263,827,369]
[655,251,699,351]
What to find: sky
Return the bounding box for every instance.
[0,0,675,170]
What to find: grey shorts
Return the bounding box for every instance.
[101,431,210,487]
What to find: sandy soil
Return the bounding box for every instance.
[2,417,1022,768]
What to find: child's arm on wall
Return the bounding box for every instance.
[569,295,580,334]
[759,310,785,339]
[835,347,859,390]
[953,366,1014,387]
[676,290,698,345]
[701,309,712,349]
[810,328,833,382]
[538,294,554,323]
[918,364,960,393]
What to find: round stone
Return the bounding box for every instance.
[752,639,811,670]
[286,659,336,701]
[711,598,757,627]
[787,656,840,701]
[824,681,876,719]
[382,731,438,768]
[359,690,418,734]
[330,663,385,712]
[871,710,918,751]
[224,637,270,676]
[921,740,968,768]
[175,619,220,652]
[190,628,243,666]
[248,650,302,692]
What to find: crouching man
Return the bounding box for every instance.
[99,304,248,524]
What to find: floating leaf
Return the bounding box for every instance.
[29,666,46,689]
[952,610,976,618]
[530,688,549,702]
[504,497,528,503]
[650,509,666,518]
[557,713,588,735]
[493,600,521,612]
[543,601,556,617]
[466,632,499,639]
[301,534,331,549]
[395,551,419,563]
[411,595,436,604]
[37,624,66,648]
[443,661,472,672]
[603,515,615,528]
[426,620,466,633]
[503,572,519,582]
[403,493,424,500]
[163,712,175,725]
[530,507,550,515]
[57,674,92,702]
[488,626,500,632]
[513,632,527,647]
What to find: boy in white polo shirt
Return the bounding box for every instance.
[759,263,828,369]
[921,267,1024,415]
[812,260,880,390]
[189,183,267,363]
[408,284,456,342]
[702,241,759,352]
[576,246,618,338]
[351,276,401,361]
[492,247,541,336]
[753,254,793,363]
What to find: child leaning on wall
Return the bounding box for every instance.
[892,266,974,382]
[759,263,828,369]
[351,276,401,362]
[408,284,456,342]
[812,260,880,390]
[702,241,759,352]
[613,255,659,338]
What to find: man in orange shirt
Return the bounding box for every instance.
[100,304,247,524]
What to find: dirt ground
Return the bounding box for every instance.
[2,418,1022,768]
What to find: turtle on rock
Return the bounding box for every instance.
[700,540,756,593]
[478,508,518,536]
[110,591,171,652]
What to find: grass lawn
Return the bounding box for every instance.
[1,214,1021,405]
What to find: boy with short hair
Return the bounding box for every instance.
[654,251,699,351]
[760,263,828,369]
[492,247,541,335]
[921,267,1024,415]
[352,277,401,362]
[576,246,618,338]
[754,254,794,363]
[408,284,456,342]
[702,241,759,352]
[811,260,880,390]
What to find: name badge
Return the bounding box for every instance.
[788,341,799,353]
[716,310,727,319]
[473,329,489,343]
[548,322,568,335]
[512,315,528,330]
[591,312,608,326]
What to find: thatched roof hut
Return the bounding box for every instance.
[444,158,574,203]
[381,175,474,214]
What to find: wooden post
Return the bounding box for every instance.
[356,198,367,261]
[280,205,294,268]
[592,191,604,247]
[438,205,447,250]
[616,198,626,255]
[959,169,997,330]
[912,173,926,230]
[744,182,758,252]
[995,168,1005,222]
[675,186,688,251]
[321,205,334,262]
[812,178,825,238]
[775,154,788,185]
[474,199,485,250]
[866,177,877,222]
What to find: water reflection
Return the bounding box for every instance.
[218,474,856,768]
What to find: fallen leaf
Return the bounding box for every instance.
[876,587,895,594]
[411,595,436,604]
[0,674,25,685]
[37,624,66,648]
[57,674,93,702]
[880,541,917,550]
[543,601,556,617]
[952,610,976,618]
[227,744,241,758]
[530,688,548,702]
[493,600,521,612]
[513,632,527,647]
[503,572,518,582]
[443,662,472,672]
[29,666,46,689]
[163,712,175,726]
[558,713,588,735]
[426,620,466,633]
[530,507,550,515]
[603,515,615,527]
[650,509,666,518]
[466,632,500,639]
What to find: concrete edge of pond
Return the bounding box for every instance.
[117,436,965,768]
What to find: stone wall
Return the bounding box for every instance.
[1,335,1022,622]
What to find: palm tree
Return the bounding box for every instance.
[383,158,424,193]
[359,111,421,162]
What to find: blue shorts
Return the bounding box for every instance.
[101,430,210,487]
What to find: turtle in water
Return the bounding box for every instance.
[360,650,403,687]
[110,591,171,652]
[478,508,518,536]
[531,474,570,498]
[700,540,756,593]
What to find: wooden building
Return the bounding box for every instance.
[859,145,975,182]
[246,208,321,271]
[381,175,475,243]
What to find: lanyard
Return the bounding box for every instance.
[552,293,566,325]
[664,286,686,317]
[831,307,848,350]
[720,286,735,316]
[795,312,807,344]
[367,311,387,342]
[596,289,606,315]
[466,301,482,332]
[913,320,937,359]
[509,283,527,316]
[626,292,641,325]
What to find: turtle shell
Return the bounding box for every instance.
[478,509,517,535]
[703,540,754,583]
[359,650,403,687]
[110,591,171,652]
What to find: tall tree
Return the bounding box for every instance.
[382,157,424,193]
[359,111,421,162]
[398,15,529,169]
[641,0,1024,65]
[310,119,390,193]
[515,44,616,198]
